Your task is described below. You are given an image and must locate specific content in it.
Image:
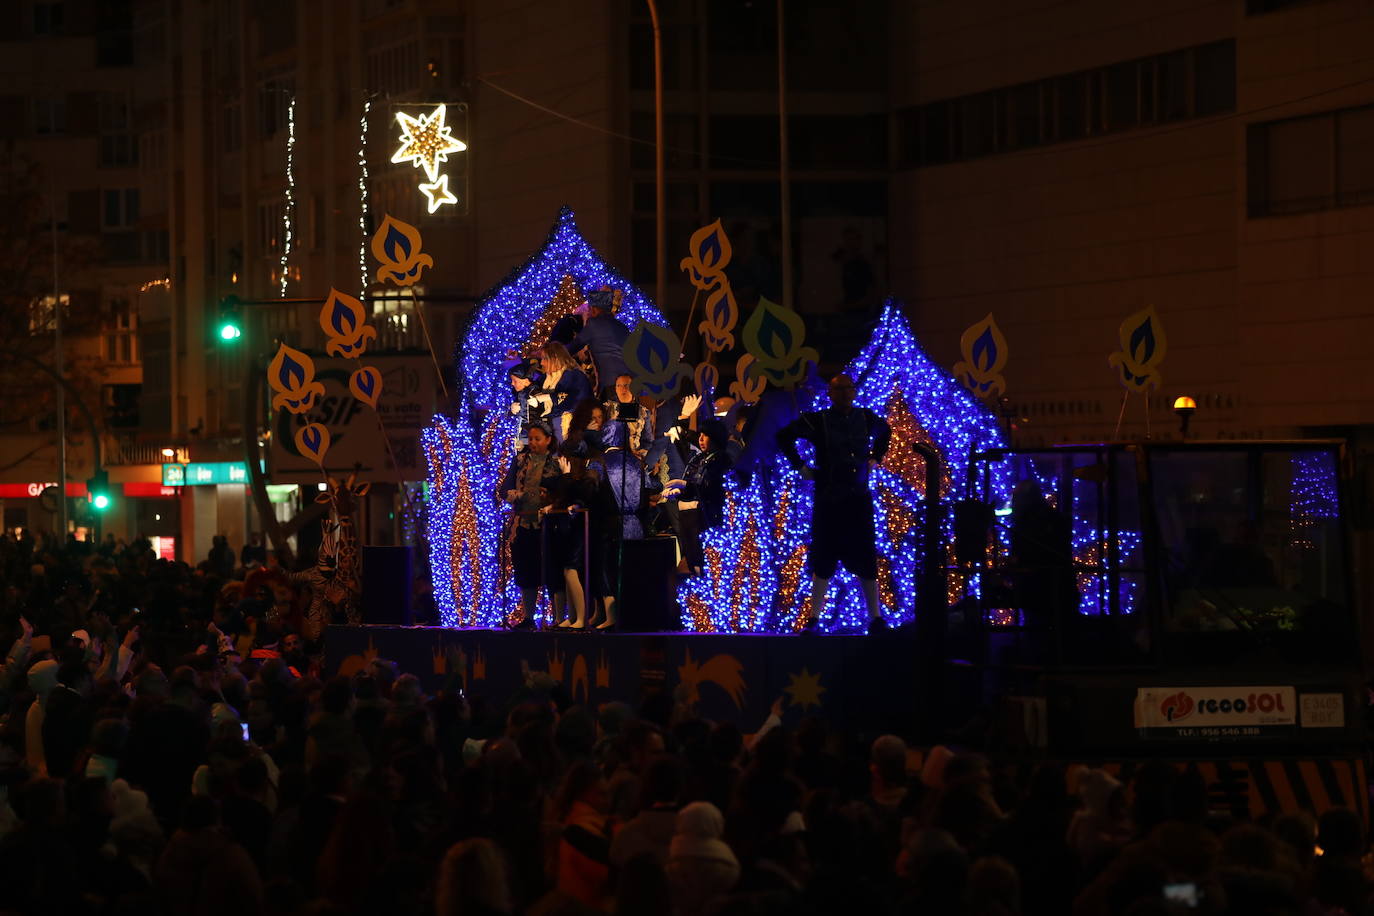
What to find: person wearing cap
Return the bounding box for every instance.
[777,373,892,633]
[569,287,631,399]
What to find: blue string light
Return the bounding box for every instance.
[680,301,1011,633]
[425,208,669,628]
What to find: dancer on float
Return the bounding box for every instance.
[777,373,892,634]
[501,421,561,628]
[533,341,593,442]
[569,287,631,399]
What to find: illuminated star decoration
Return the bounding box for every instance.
[418,174,459,213]
[783,667,826,711]
[391,103,467,182]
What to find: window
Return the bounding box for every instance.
[104,299,138,364]
[1003,82,1043,150]
[1104,62,1138,131]
[1336,106,1374,207]
[897,40,1236,168]
[35,96,65,134]
[103,189,140,229]
[630,112,699,170]
[365,40,420,96]
[1246,0,1321,13]
[258,76,294,138]
[33,2,63,35]
[959,94,998,159]
[258,200,284,257]
[96,0,134,67]
[1055,74,1087,141]
[708,116,777,170]
[1248,105,1374,216]
[1195,41,1237,116]
[99,94,137,167]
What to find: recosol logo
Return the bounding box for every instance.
[1159,690,1287,722]
[1160,691,1195,722]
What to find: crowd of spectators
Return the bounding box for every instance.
[1,528,1372,916]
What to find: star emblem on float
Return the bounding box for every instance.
[418,173,459,213]
[783,667,826,711]
[391,103,467,182]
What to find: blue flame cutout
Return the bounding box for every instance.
[276,355,306,391]
[329,299,358,337]
[637,331,669,374]
[1129,317,1155,365]
[760,312,791,359]
[697,231,722,269]
[383,224,411,263]
[972,327,998,373]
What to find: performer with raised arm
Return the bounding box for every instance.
[777,374,892,633]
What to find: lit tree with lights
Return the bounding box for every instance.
[423,208,669,628]
[680,301,1010,633]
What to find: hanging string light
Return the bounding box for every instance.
[358,97,371,300]
[278,95,296,298]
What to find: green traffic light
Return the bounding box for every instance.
[92,493,111,511]
[219,322,242,341]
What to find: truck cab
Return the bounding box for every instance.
[946,440,1364,771]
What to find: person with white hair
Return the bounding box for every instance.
[665,801,740,916]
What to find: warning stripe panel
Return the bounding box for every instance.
[1057,757,1367,825]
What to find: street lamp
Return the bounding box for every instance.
[1173,395,1197,438]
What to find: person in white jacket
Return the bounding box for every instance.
[665,801,740,916]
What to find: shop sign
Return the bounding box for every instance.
[162,462,251,487]
[1134,686,1297,740]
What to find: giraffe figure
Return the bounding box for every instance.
[311,472,369,628]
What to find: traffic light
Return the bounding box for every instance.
[218,295,243,342]
[87,469,112,512]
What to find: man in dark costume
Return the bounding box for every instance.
[777,374,892,633]
[569,288,631,398]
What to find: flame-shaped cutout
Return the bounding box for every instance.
[622,322,690,398]
[689,219,731,273]
[319,288,367,340]
[267,343,317,394]
[349,366,383,408]
[326,325,377,358]
[1108,306,1168,392]
[637,331,669,375]
[728,354,767,404]
[382,222,411,262]
[699,283,739,352]
[705,282,738,330]
[952,313,1009,399]
[972,328,997,373]
[695,362,719,398]
[1129,317,1155,366]
[679,219,733,290]
[294,422,331,465]
[740,297,814,390]
[371,214,434,287]
[273,382,326,414]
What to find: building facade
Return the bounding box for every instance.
[888,0,1374,448]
